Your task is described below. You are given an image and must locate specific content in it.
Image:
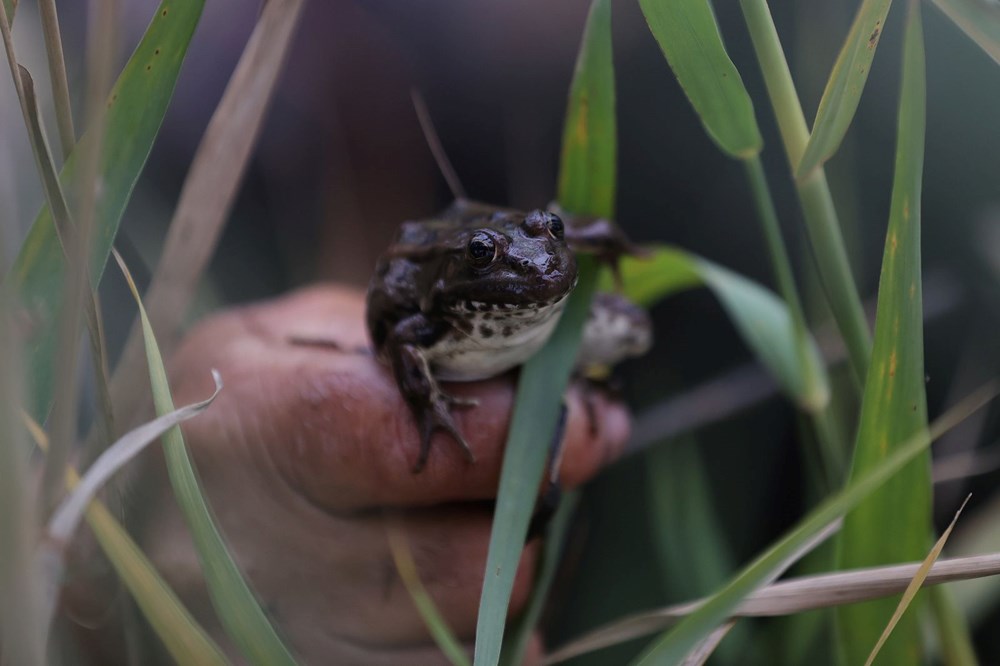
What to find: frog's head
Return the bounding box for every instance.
[432,209,578,312]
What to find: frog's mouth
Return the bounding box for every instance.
[447,284,574,316]
[447,279,576,314]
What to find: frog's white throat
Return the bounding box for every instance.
[429,292,572,381]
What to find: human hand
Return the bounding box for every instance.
[128,285,629,664]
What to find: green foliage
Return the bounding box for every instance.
[639,0,762,158]
[8,0,205,421]
[116,253,299,665]
[835,3,933,662]
[797,0,895,178]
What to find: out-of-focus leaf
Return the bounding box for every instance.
[835,3,931,662]
[7,0,205,421]
[474,1,614,664]
[625,383,994,666]
[45,372,221,546]
[114,251,298,665]
[21,414,229,666]
[796,0,893,178]
[110,0,306,427]
[387,524,471,666]
[929,0,1000,66]
[602,246,828,411]
[638,0,762,158]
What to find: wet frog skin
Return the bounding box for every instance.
[366,199,649,472]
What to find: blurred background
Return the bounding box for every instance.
[4,0,1000,662]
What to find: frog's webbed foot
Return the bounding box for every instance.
[413,388,478,473]
[393,343,478,473]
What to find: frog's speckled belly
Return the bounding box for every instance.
[428,295,570,381]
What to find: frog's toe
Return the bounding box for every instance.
[411,396,477,473]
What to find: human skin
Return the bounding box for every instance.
[114,285,630,664]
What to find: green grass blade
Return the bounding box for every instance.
[796,0,893,179]
[7,0,205,421]
[740,0,872,387]
[627,384,995,666]
[930,0,1000,65]
[474,1,614,663]
[21,414,229,666]
[638,0,762,158]
[114,251,298,665]
[556,0,615,219]
[835,3,931,662]
[387,523,471,666]
[499,491,580,666]
[604,246,827,410]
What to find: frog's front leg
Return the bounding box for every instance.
[386,313,477,473]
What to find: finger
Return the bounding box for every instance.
[169,285,630,512]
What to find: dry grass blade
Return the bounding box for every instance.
[46,371,222,545]
[109,0,306,429]
[38,0,75,156]
[387,522,471,666]
[37,371,222,633]
[546,550,1000,664]
[21,413,229,665]
[545,518,841,664]
[864,494,972,666]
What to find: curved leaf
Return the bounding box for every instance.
[602,246,829,411]
[796,0,894,178]
[115,251,299,665]
[930,0,1000,65]
[639,0,762,158]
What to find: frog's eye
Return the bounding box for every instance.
[546,214,565,240]
[468,232,497,267]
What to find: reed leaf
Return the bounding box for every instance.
[835,3,931,662]
[796,0,893,178]
[114,250,298,665]
[638,0,762,158]
[474,1,614,663]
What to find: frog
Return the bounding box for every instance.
[366,198,651,473]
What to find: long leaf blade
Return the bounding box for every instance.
[8,0,205,421]
[474,1,615,663]
[835,3,931,662]
[114,251,298,665]
[638,0,762,158]
[796,0,893,178]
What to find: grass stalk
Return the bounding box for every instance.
[0,297,45,663]
[739,0,872,387]
[37,0,75,157]
[744,154,842,477]
[40,0,119,515]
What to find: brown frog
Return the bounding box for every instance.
[366,199,650,472]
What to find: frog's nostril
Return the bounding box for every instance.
[521,259,530,267]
